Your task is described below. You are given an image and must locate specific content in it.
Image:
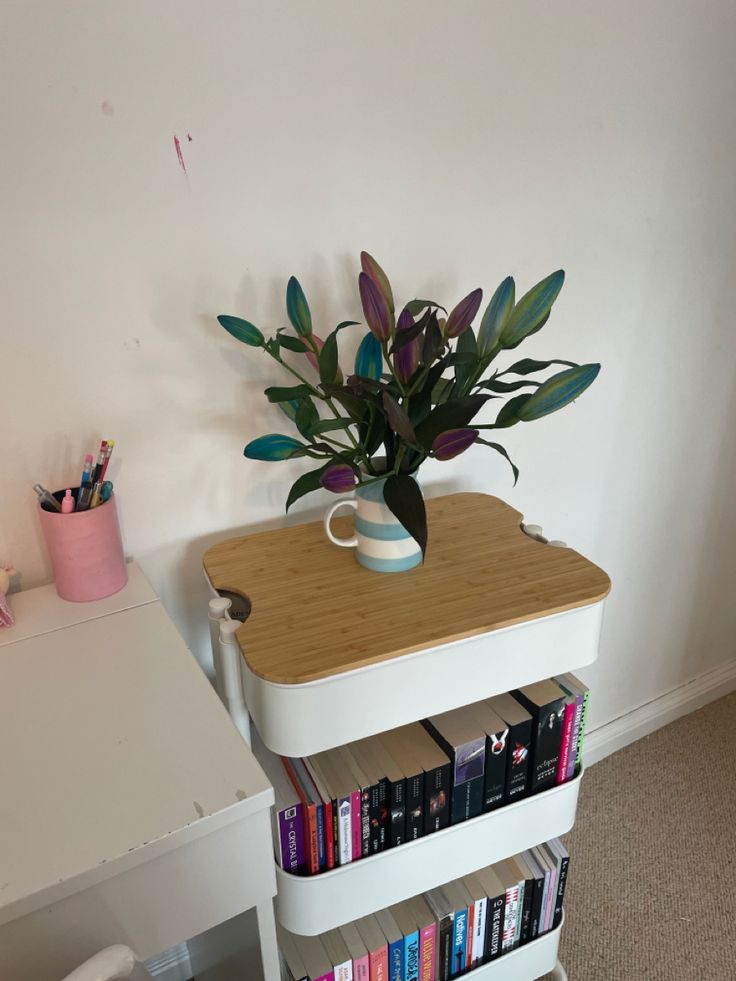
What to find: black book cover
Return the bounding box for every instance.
[423,757,451,834]
[422,719,484,825]
[485,894,505,962]
[553,854,570,928]
[368,779,382,854]
[359,784,371,857]
[505,717,533,801]
[519,873,534,945]
[529,868,545,940]
[405,769,424,840]
[388,772,406,847]
[482,730,508,812]
[376,775,389,851]
[438,913,453,981]
[512,683,566,794]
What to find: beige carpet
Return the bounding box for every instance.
[550,692,736,980]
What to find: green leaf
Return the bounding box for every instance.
[477,277,514,357]
[244,434,308,460]
[322,384,369,422]
[494,394,532,428]
[277,331,310,353]
[517,364,601,421]
[319,331,339,385]
[355,332,383,381]
[383,474,427,559]
[278,398,303,422]
[382,391,416,443]
[360,405,387,457]
[500,271,565,349]
[405,299,448,316]
[286,465,327,511]
[389,311,428,354]
[482,378,541,393]
[476,439,519,484]
[217,315,264,347]
[431,377,454,404]
[497,357,578,376]
[295,399,319,439]
[454,328,479,392]
[414,394,493,450]
[308,417,355,435]
[265,384,313,403]
[286,276,312,337]
[422,311,443,366]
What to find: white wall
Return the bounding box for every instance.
[2,0,735,733]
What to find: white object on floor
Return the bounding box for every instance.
[0,563,279,981]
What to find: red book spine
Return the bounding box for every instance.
[350,788,362,861]
[466,903,475,971]
[281,757,319,874]
[369,945,388,981]
[556,701,576,784]
[323,798,335,870]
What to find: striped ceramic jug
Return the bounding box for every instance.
[323,477,422,573]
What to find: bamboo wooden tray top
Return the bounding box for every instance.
[203,493,611,685]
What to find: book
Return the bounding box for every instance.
[379,727,425,841]
[486,692,532,801]
[422,709,485,824]
[251,733,307,876]
[292,932,335,981]
[442,878,471,976]
[339,745,372,858]
[474,865,505,962]
[554,692,577,785]
[532,844,556,934]
[293,756,328,871]
[406,894,437,981]
[493,859,522,953]
[277,925,310,981]
[544,837,571,929]
[375,908,404,981]
[555,673,590,777]
[399,723,451,834]
[467,700,510,812]
[340,922,370,981]
[508,854,535,946]
[521,848,546,941]
[312,748,358,865]
[462,872,488,969]
[389,900,420,981]
[425,887,454,981]
[511,680,567,794]
[304,756,335,870]
[376,738,407,848]
[281,756,320,874]
[356,914,389,981]
[346,739,389,854]
[323,929,355,981]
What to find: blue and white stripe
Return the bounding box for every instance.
[353,479,422,573]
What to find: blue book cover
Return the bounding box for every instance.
[403,930,419,981]
[452,908,468,977]
[315,801,326,871]
[388,936,404,981]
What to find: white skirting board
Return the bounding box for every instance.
[147,658,736,981]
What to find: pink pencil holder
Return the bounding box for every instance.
[38,491,128,602]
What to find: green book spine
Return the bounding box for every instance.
[575,690,591,774]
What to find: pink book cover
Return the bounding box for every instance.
[353,953,370,981]
[369,946,388,981]
[350,789,362,861]
[419,922,436,981]
[556,701,575,784]
[315,974,335,981]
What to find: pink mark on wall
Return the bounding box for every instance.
[101,101,114,116]
[173,134,187,175]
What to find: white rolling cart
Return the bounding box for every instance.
[204,494,610,981]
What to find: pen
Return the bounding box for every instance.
[100,439,115,481]
[89,482,103,509]
[91,441,108,485]
[33,484,62,512]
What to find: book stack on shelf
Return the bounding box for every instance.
[277,836,569,981]
[254,675,589,876]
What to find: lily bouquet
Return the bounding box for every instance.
[218,252,599,557]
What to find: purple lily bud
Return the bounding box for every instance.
[445,288,483,338]
[360,251,395,313]
[432,427,479,461]
[305,335,343,383]
[395,307,421,382]
[320,464,357,494]
[359,272,393,342]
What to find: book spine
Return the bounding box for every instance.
[276,801,306,875]
[388,937,403,981]
[556,701,576,785]
[575,690,591,774]
[350,789,362,862]
[566,694,584,780]
[437,915,453,981]
[451,907,467,977]
[323,798,335,869]
[505,718,532,801]
[388,774,406,847]
[315,797,326,871]
[335,961,353,981]
[482,729,508,811]
[520,877,534,945]
[544,866,557,933]
[405,770,424,840]
[512,881,524,950]
[419,923,436,981]
[337,794,352,865]
[360,784,371,857]
[514,692,566,794]
[471,898,486,968]
[530,872,545,940]
[353,955,370,981]
[315,974,335,981]
[485,894,504,961]
[369,945,388,981]
[403,930,419,981]
[465,902,474,972]
[423,760,451,834]
[369,779,382,854]
[377,776,390,851]
[501,885,520,952]
[553,854,570,928]
[281,758,319,875]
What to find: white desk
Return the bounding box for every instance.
[0,564,278,981]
